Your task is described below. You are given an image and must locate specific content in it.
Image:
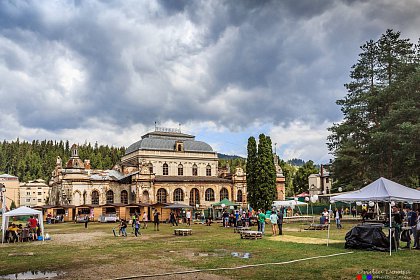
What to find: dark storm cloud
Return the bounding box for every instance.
[0,0,419,133]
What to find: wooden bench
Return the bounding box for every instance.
[234,226,250,233]
[240,230,263,240]
[174,229,192,236]
[305,223,328,230]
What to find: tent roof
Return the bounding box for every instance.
[3,206,42,217]
[273,200,308,207]
[212,198,238,207]
[332,177,420,203]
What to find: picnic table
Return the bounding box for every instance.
[240,230,263,240]
[174,229,192,236]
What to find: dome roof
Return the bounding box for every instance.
[125,130,214,155]
[126,138,213,154]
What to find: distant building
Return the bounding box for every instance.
[308,166,332,196]
[0,173,20,209]
[19,179,51,207]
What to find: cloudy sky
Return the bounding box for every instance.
[0,0,419,162]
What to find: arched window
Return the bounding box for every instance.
[121,190,128,204]
[220,188,229,201]
[192,164,198,176]
[148,163,153,174]
[82,191,87,205]
[157,188,167,203]
[189,188,200,206]
[91,190,99,205]
[163,163,169,175]
[73,191,81,206]
[178,164,183,176]
[237,190,243,202]
[142,190,149,203]
[106,190,114,204]
[206,165,211,176]
[173,188,184,202]
[205,188,215,201]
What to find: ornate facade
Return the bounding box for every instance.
[49,128,285,216]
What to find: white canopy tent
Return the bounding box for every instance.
[1,206,44,244]
[329,177,420,255]
[272,200,308,215]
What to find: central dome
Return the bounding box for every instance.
[125,130,214,155]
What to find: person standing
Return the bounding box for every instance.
[84,215,89,229]
[406,206,417,249]
[258,210,266,234]
[153,210,160,231]
[142,211,148,229]
[186,210,191,226]
[351,206,356,218]
[392,206,403,249]
[277,207,284,235]
[134,218,141,237]
[414,209,420,250]
[120,219,128,237]
[28,216,38,241]
[270,211,278,236]
[334,208,342,229]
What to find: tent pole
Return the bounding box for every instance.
[389,202,392,256]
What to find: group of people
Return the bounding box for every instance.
[256,208,284,236]
[4,215,40,243]
[392,206,419,250]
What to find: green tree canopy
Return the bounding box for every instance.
[328,29,419,190]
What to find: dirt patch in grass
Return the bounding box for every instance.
[57,259,231,280]
[269,235,344,244]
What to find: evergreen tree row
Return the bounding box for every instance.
[246,134,277,211]
[0,139,126,183]
[328,29,420,190]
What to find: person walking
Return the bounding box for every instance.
[270,211,278,236]
[142,211,148,229]
[153,209,160,231]
[277,207,284,235]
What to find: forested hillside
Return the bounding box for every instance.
[0,139,125,182]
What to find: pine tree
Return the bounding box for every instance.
[328,29,419,189]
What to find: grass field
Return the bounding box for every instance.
[0,220,418,280]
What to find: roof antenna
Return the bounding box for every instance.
[154,121,157,131]
[274,143,277,154]
[179,123,181,133]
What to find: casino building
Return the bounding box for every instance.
[48,128,285,221]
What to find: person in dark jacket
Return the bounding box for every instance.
[392,206,403,249]
[277,207,284,235]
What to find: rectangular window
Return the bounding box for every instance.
[26,199,30,202]
[38,199,42,202]
[38,192,42,195]
[27,192,31,195]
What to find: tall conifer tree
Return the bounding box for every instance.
[246,137,257,208]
